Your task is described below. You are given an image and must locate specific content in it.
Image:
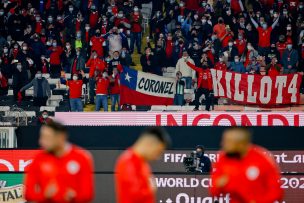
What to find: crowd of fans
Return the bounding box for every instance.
[0,0,303,112]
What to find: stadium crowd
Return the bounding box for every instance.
[0,0,303,112]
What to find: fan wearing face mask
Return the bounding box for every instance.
[95,71,110,112]
[12,62,28,101]
[19,71,51,106]
[66,70,87,112]
[281,39,299,74]
[249,11,280,56]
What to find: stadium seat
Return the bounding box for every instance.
[40,106,56,112]
[150,105,167,111]
[47,95,63,107]
[42,73,50,79]
[166,67,175,73]
[181,105,195,111]
[0,106,10,112]
[166,105,182,111]
[47,78,60,86]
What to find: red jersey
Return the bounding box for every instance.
[235,39,246,55]
[276,42,287,58]
[90,36,105,57]
[131,13,142,33]
[67,80,83,99]
[186,62,213,90]
[110,74,120,94]
[267,64,281,77]
[257,27,273,48]
[49,46,63,65]
[115,149,155,203]
[96,77,110,95]
[214,62,227,71]
[24,145,94,203]
[231,0,242,13]
[165,39,174,58]
[210,146,283,203]
[86,58,107,78]
[89,11,99,28]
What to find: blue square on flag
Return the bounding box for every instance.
[120,66,138,90]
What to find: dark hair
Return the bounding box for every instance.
[224,127,253,142]
[141,127,171,147]
[43,120,68,135]
[196,145,205,152]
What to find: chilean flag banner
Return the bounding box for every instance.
[120,66,176,105]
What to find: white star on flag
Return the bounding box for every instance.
[125,72,132,82]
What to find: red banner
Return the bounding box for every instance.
[210,69,302,105]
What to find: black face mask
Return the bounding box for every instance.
[196,152,203,157]
[95,33,101,37]
[226,152,241,159]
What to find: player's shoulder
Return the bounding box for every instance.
[250,145,276,164]
[71,145,93,162]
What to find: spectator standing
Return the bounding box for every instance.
[90,29,105,58]
[67,71,87,112]
[186,60,213,111]
[175,50,195,89]
[0,70,8,96]
[120,48,132,67]
[70,48,86,75]
[246,56,260,74]
[266,57,282,76]
[281,41,299,74]
[140,47,155,73]
[110,67,120,111]
[250,13,280,56]
[130,7,142,54]
[48,40,63,78]
[229,56,246,73]
[12,62,28,101]
[95,72,110,112]
[19,71,51,107]
[174,71,185,105]
[86,51,107,104]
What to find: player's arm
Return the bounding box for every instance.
[253,159,283,203]
[73,151,95,202]
[24,159,44,202]
[118,162,153,202]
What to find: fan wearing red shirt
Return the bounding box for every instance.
[24,121,94,203]
[48,41,63,78]
[266,57,282,76]
[115,127,171,203]
[90,29,105,57]
[214,57,228,71]
[210,127,283,203]
[95,72,110,111]
[250,14,280,56]
[86,51,107,104]
[186,60,213,111]
[110,68,120,111]
[67,71,88,112]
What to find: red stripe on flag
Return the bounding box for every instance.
[120,85,174,105]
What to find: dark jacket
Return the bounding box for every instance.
[20,77,51,98]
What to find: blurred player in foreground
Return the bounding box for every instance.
[115,127,171,203]
[24,120,94,203]
[210,127,283,203]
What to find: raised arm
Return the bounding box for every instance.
[186,61,199,72]
[238,0,245,12]
[250,17,259,29]
[271,15,280,29]
[20,79,34,92]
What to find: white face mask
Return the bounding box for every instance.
[247,45,252,50]
[36,73,42,79]
[235,58,239,62]
[219,58,224,62]
[287,44,292,50]
[66,45,71,49]
[228,42,233,47]
[42,114,48,119]
[3,48,8,53]
[73,76,78,81]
